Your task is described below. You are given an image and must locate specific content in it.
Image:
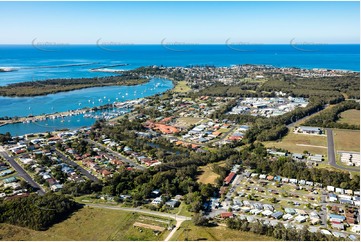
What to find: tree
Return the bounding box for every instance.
[192,213,209,226]
[0,132,11,144]
[102,185,114,195]
[0,193,79,231]
[200,183,215,198]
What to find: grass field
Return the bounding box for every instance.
[0,207,172,241]
[197,164,220,185]
[172,81,191,93]
[333,129,360,152]
[197,161,226,185]
[177,203,193,217]
[218,128,230,133]
[175,117,204,128]
[241,77,268,84]
[317,162,346,172]
[170,221,273,241]
[337,109,360,126]
[264,132,328,155]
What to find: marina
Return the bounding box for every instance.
[0,79,172,136]
[0,104,133,136]
[0,78,172,118]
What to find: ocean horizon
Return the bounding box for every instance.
[0,44,359,86]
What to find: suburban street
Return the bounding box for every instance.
[210,126,237,144]
[326,128,359,172]
[0,145,45,195]
[85,139,145,170]
[52,148,99,182]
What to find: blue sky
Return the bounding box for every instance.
[0,1,359,44]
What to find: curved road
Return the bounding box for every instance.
[326,128,359,172]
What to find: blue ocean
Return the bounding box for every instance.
[0,44,359,136]
[0,44,359,86]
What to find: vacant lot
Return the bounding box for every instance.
[0,207,172,241]
[175,117,204,128]
[171,221,272,241]
[264,132,328,155]
[337,109,360,126]
[172,81,191,93]
[333,129,360,152]
[197,160,227,185]
[197,164,220,185]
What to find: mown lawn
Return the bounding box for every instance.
[0,207,172,241]
[171,221,273,241]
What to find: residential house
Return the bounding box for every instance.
[51,184,63,192]
[327,186,335,192]
[271,211,284,219]
[259,174,267,179]
[335,188,345,194]
[165,199,180,209]
[329,214,346,223]
[151,196,163,206]
[285,208,296,215]
[220,212,234,219]
[295,215,307,223]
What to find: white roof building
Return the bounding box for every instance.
[295,215,307,223]
[262,210,273,217]
[335,188,345,194]
[351,225,361,233]
[327,186,335,192]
